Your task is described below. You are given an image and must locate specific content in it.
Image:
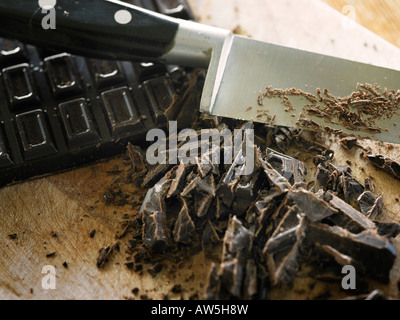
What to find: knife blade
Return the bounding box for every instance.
[1,0,399,143]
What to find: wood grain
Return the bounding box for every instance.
[322,0,400,47]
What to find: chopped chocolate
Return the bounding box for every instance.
[140,177,171,252]
[265,149,307,185]
[173,198,195,245]
[316,164,331,190]
[202,220,221,252]
[96,243,120,268]
[366,154,400,181]
[357,192,383,219]
[206,216,256,299]
[320,245,354,266]
[166,163,192,198]
[375,221,400,238]
[148,263,163,277]
[46,252,56,258]
[127,143,146,173]
[259,158,291,193]
[288,188,338,222]
[171,284,183,294]
[100,78,399,300]
[301,221,396,283]
[132,288,139,295]
[339,175,365,204]
[327,192,376,233]
[142,163,175,188]
[340,137,358,150]
[364,178,375,193]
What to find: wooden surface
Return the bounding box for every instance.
[1,0,400,300]
[323,0,400,48]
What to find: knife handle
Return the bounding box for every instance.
[0,0,180,62]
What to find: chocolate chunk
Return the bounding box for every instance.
[46,252,56,258]
[340,137,358,150]
[202,220,221,251]
[127,143,146,172]
[140,177,171,252]
[219,130,258,210]
[375,221,400,238]
[357,191,383,219]
[173,198,195,245]
[142,163,175,188]
[339,175,365,204]
[142,211,169,253]
[288,188,337,222]
[320,245,354,266]
[301,221,396,283]
[366,154,400,181]
[265,149,307,185]
[205,216,255,299]
[166,163,192,198]
[327,193,376,233]
[316,164,331,190]
[259,153,291,193]
[96,243,119,268]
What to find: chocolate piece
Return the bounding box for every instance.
[127,143,146,173]
[364,178,376,193]
[340,137,358,150]
[259,155,291,193]
[205,216,255,299]
[167,163,192,198]
[243,259,258,300]
[366,154,400,181]
[181,174,216,217]
[181,175,216,198]
[219,126,258,210]
[316,164,331,190]
[339,175,365,204]
[265,149,307,185]
[96,243,120,268]
[365,289,389,300]
[202,220,221,251]
[173,198,195,245]
[140,177,171,252]
[375,221,400,238]
[142,163,175,188]
[357,191,383,219]
[320,245,354,266]
[301,221,396,283]
[205,263,222,300]
[263,205,302,284]
[327,193,376,232]
[288,188,338,222]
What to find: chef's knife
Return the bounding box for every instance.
[1,0,400,144]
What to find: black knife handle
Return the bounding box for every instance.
[0,0,179,61]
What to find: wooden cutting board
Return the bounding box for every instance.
[1,0,400,300]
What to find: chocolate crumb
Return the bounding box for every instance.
[171,284,182,294]
[132,288,139,295]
